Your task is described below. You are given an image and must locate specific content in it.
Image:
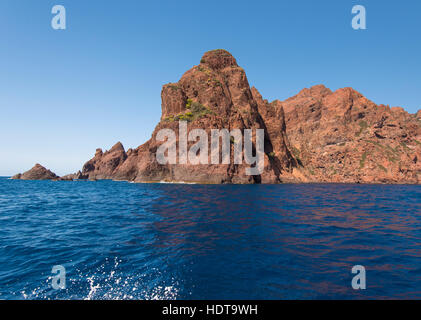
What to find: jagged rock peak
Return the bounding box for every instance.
[109,141,125,152]
[200,49,238,70]
[332,87,364,99]
[295,84,332,99]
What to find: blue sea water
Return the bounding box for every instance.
[0,177,420,300]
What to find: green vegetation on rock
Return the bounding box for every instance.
[164,101,214,123]
[356,120,368,137]
[378,164,388,173]
[360,152,367,169]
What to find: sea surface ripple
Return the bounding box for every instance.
[0,178,420,299]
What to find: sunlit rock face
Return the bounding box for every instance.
[18,50,420,184]
[282,85,421,183]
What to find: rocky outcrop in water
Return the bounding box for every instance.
[59,171,86,181]
[80,49,296,183]
[12,164,59,180]
[12,50,421,184]
[81,142,127,180]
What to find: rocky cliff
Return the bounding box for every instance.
[13,50,421,184]
[81,49,296,183]
[282,85,421,183]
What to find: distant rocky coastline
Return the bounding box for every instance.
[12,49,421,184]
[12,164,86,181]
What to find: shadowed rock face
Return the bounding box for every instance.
[12,164,58,180]
[12,50,421,184]
[282,85,421,183]
[81,142,127,180]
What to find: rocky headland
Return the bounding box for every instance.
[12,50,421,184]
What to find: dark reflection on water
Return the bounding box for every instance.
[0,178,420,299]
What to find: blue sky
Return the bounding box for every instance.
[1,0,420,176]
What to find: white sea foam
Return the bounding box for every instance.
[159,180,197,185]
[20,257,180,300]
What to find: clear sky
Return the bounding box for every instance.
[1,0,420,176]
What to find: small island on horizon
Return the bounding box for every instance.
[12,49,421,184]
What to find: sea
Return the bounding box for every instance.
[0,177,420,300]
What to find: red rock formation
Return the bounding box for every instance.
[59,171,86,181]
[12,164,59,180]
[12,50,421,184]
[282,85,421,183]
[80,49,296,183]
[81,142,127,180]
